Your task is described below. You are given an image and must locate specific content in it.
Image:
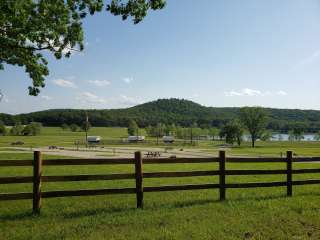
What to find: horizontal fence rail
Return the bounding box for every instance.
[0,151,319,214]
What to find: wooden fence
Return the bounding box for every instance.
[0,151,320,214]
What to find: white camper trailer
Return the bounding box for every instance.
[163,136,175,143]
[87,136,101,143]
[128,136,145,142]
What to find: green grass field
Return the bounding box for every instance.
[0,128,320,239]
[0,151,320,240]
[1,127,320,157]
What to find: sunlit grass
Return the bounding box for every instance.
[0,152,319,239]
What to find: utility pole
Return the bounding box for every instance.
[85,111,89,148]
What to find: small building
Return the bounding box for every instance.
[128,136,145,142]
[87,136,101,143]
[163,136,175,143]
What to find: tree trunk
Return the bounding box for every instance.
[251,137,255,148]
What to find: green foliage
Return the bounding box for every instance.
[81,121,91,132]
[260,131,273,141]
[61,123,69,131]
[0,0,166,95]
[208,127,219,140]
[314,132,320,141]
[127,119,138,136]
[10,122,24,136]
[1,99,320,133]
[22,122,42,136]
[220,120,243,146]
[69,124,79,132]
[0,120,6,135]
[288,123,305,141]
[240,107,268,147]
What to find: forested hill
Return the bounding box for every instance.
[1,98,320,132]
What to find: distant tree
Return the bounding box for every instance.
[209,127,219,140]
[81,121,91,132]
[0,120,6,136]
[1,0,166,95]
[145,125,153,137]
[175,125,184,139]
[165,123,176,136]
[189,122,198,144]
[288,130,295,141]
[128,120,138,136]
[290,123,305,141]
[22,122,42,136]
[240,107,268,147]
[70,124,79,132]
[10,122,24,136]
[61,123,69,131]
[314,132,320,141]
[220,121,243,146]
[260,131,273,141]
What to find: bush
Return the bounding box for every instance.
[22,122,42,136]
[61,123,69,130]
[0,120,6,136]
[10,122,24,136]
[70,124,79,132]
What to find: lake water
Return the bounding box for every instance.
[242,134,319,142]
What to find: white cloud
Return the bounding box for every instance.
[225,88,288,97]
[123,77,133,84]
[225,88,262,97]
[119,94,141,105]
[88,80,111,87]
[80,92,107,104]
[1,94,9,103]
[276,90,288,96]
[52,79,77,88]
[41,95,52,100]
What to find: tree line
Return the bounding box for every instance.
[0,121,42,136]
[126,107,320,148]
[1,99,320,133]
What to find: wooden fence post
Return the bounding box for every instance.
[135,151,143,208]
[219,150,226,201]
[286,151,293,197]
[33,151,42,214]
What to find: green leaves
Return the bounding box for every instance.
[0,0,166,95]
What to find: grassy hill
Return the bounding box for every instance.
[1,98,320,132]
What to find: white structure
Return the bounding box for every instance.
[163,136,175,143]
[128,136,145,142]
[87,136,101,143]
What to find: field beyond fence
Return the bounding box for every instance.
[0,151,320,214]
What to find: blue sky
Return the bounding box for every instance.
[1,0,320,114]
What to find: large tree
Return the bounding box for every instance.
[240,107,268,148]
[0,0,166,95]
[220,120,243,146]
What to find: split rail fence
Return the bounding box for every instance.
[0,151,319,214]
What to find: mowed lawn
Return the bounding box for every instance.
[0,152,320,239]
[1,127,320,157]
[0,127,131,148]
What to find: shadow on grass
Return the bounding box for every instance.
[1,191,319,221]
[0,211,34,221]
